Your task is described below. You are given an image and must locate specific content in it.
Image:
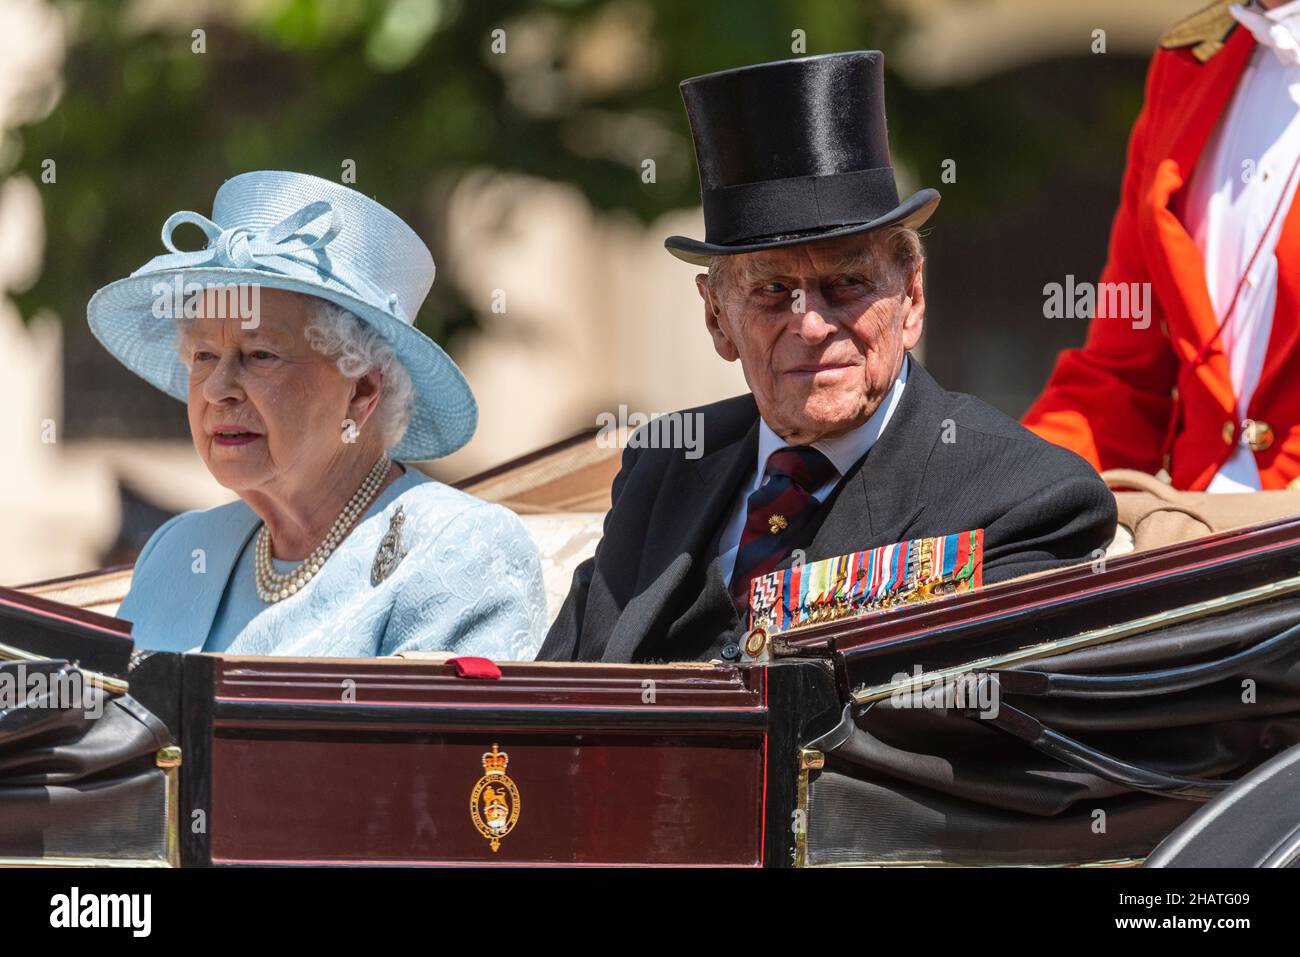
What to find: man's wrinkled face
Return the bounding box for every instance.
[697,232,925,445]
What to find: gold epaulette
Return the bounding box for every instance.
[1159,1,1238,62]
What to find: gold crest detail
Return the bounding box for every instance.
[470,744,520,852]
[768,514,788,535]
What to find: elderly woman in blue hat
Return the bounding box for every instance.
[94,170,547,659]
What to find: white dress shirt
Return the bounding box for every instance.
[718,354,910,586]
[1187,0,1300,491]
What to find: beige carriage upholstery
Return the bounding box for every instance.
[1101,469,1300,557]
[20,435,1300,622]
[21,564,135,619]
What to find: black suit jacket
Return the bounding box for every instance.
[538,358,1116,663]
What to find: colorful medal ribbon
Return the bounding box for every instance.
[748,528,984,634]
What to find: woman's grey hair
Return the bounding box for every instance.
[303,300,415,452]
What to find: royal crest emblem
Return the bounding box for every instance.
[470,744,520,852]
[370,506,408,586]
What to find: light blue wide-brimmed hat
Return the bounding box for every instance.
[87,169,476,461]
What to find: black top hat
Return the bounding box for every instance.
[665,51,939,266]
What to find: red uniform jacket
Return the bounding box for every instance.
[1023,6,1300,490]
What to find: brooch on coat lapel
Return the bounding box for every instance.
[370,506,408,586]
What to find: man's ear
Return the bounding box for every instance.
[697,273,739,362]
[900,257,925,351]
[349,369,384,431]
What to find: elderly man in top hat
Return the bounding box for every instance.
[539,51,1116,664]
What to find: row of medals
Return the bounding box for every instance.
[762,537,948,632]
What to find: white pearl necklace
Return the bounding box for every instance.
[255,454,391,603]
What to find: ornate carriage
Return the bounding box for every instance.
[4,432,1300,867]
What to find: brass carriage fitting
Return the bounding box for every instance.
[156,746,182,769]
[800,749,824,771]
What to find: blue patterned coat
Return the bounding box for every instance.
[117,468,548,660]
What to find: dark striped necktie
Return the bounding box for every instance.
[728,445,838,606]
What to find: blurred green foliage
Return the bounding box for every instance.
[12,0,900,342]
[11,0,1145,351]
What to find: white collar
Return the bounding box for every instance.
[754,353,909,482]
[1233,1,1300,64]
